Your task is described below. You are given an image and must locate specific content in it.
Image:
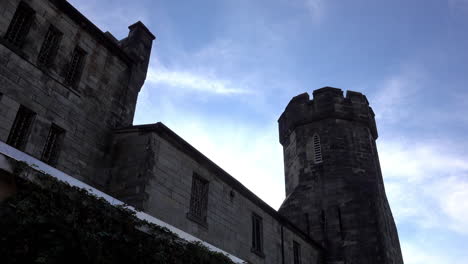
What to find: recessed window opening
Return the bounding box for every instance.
[4,2,35,47]
[7,105,36,150]
[313,133,323,163]
[41,124,65,165]
[293,241,301,264]
[38,25,62,66]
[64,46,86,87]
[188,174,209,223]
[251,213,264,254]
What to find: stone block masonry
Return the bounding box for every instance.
[0,0,154,187]
[0,1,404,263]
[278,87,403,264]
[111,123,322,264]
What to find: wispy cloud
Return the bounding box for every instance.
[401,241,466,264]
[433,176,468,234]
[379,140,468,183]
[370,65,426,123]
[134,94,286,208]
[379,139,468,233]
[146,66,252,95]
[304,0,326,22]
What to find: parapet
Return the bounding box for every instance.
[278,87,378,145]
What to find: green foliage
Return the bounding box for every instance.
[0,168,235,264]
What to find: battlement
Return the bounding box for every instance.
[278,87,377,145]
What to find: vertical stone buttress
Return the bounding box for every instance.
[118,21,155,126]
[93,21,154,189]
[278,87,403,264]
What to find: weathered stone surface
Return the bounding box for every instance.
[0,0,154,186]
[110,124,321,264]
[278,87,404,264]
[0,1,403,264]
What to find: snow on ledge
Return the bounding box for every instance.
[0,141,245,264]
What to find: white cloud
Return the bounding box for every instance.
[146,66,252,95]
[433,176,468,234]
[379,139,468,233]
[401,241,457,264]
[370,65,426,123]
[135,94,286,209]
[379,140,468,183]
[172,120,286,209]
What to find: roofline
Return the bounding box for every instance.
[114,122,324,251]
[49,0,134,65]
[129,21,156,40]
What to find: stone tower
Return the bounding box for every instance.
[278,87,403,264]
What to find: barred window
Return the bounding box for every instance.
[4,2,35,48]
[312,133,323,163]
[293,241,301,264]
[251,213,264,255]
[41,124,65,165]
[188,174,209,224]
[37,25,62,66]
[7,105,35,150]
[64,47,86,87]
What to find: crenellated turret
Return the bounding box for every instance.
[278,87,403,264]
[278,87,377,146]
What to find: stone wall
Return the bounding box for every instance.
[278,87,403,264]
[110,123,322,264]
[0,0,154,188]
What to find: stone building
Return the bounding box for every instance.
[0,1,403,263]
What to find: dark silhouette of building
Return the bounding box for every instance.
[0,1,403,263]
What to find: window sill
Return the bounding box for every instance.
[250,248,265,258]
[186,212,208,229]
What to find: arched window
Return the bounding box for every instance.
[313,133,323,164]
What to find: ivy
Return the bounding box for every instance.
[0,166,235,264]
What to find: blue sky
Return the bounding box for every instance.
[70,0,468,263]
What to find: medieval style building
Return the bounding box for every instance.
[0,0,403,263]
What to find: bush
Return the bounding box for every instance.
[0,166,235,264]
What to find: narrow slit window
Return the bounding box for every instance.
[293,241,301,264]
[313,133,323,163]
[7,105,36,150]
[64,47,86,87]
[337,207,344,240]
[188,174,209,224]
[251,213,264,255]
[41,124,65,165]
[4,2,35,48]
[37,25,62,67]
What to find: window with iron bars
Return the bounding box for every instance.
[37,25,62,67]
[7,105,36,150]
[64,46,86,87]
[293,241,302,264]
[41,124,65,166]
[312,133,323,164]
[4,2,35,48]
[251,213,264,256]
[187,174,209,225]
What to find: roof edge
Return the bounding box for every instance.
[49,0,134,65]
[114,123,323,251]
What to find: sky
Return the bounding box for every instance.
[69,0,468,263]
